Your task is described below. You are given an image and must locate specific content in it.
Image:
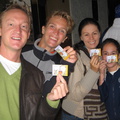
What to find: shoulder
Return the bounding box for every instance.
[21,55,43,75]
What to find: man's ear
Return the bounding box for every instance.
[62,36,68,43]
[42,26,45,34]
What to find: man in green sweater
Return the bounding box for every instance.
[0,4,68,120]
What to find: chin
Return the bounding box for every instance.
[107,63,116,68]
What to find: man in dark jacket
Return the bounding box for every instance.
[0,4,68,120]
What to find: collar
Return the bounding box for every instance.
[33,39,58,61]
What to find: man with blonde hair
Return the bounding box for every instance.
[0,4,69,120]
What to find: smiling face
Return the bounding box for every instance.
[0,9,30,53]
[39,16,68,52]
[80,24,100,52]
[102,43,119,71]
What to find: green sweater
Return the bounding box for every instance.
[0,63,21,120]
[0,63,59,120]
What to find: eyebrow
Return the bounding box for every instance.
[48,23,67,31]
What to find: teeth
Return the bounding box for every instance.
[89,42,95,44]
[50,37,57,40]
[12,37,21,40]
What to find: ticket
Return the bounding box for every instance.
[52,65,68,76]
[106,55,118,63]
[55,45,70,60]
[90,48,101,57]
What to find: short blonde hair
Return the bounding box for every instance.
[0,4,31,28]
[46,11,74,34]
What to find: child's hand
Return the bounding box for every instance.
[99,59,107,85]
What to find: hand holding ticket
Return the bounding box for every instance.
[55,45,70,60]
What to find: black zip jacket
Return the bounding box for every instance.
[99,68,120,120]
[19,56,60,120]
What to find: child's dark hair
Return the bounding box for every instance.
[101,38,120,53]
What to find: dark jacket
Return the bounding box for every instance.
[22,39,75,96]
[20,56,60,120]
[99,68,120,120]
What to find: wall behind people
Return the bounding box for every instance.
[46,0,70,16]
[69,0,108,44]
[3,0,119,45]
[45,0,108,46]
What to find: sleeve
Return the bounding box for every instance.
[68,54,100,102]
[36,96,60,120]
[46,96,60,108]
[35,70,60,120]
[98,81,108,102]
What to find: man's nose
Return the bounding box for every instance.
[15,25,21,33]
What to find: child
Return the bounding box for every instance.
[99,38,120,120]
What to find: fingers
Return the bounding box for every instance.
[63,46,77,63]
[52,81,68,99]
[57,74,68,92]
[90,56,99,67]
[47,74,68,101]
[99,60,107,73]
[90,55,100,72]
[90,55,99,65]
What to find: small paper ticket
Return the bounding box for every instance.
[90,49,101,57]
[106,55,118,63]
[52,65,68,76]
[55,45,70,60]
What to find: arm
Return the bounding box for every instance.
[37,74,68,119]
[68,54,100,102]
[98,59,108,102]
[99,59,107,85]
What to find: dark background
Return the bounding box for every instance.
[31,0,120,41]
[0,0,120,41]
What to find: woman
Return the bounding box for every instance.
[61,18,108,120]
[99,38,120,120]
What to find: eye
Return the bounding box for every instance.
[8,23,14,27]
[102,52,108,55]
[59,29,66,34]
[9,23,13,26]
[93,32,97,35]
[84,34,89,36]
[49,24,55,29]
[21,24,29,31]
[112,52,117,55]
[21,25,27,29]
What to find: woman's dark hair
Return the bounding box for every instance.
[101,38,120,53]
[78,18,101,37]
[74,18,101,51]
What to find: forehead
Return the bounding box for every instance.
[103,43,117,50]
[47,16,68,26]
[2,9,29,22]
[82,24,98,32]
